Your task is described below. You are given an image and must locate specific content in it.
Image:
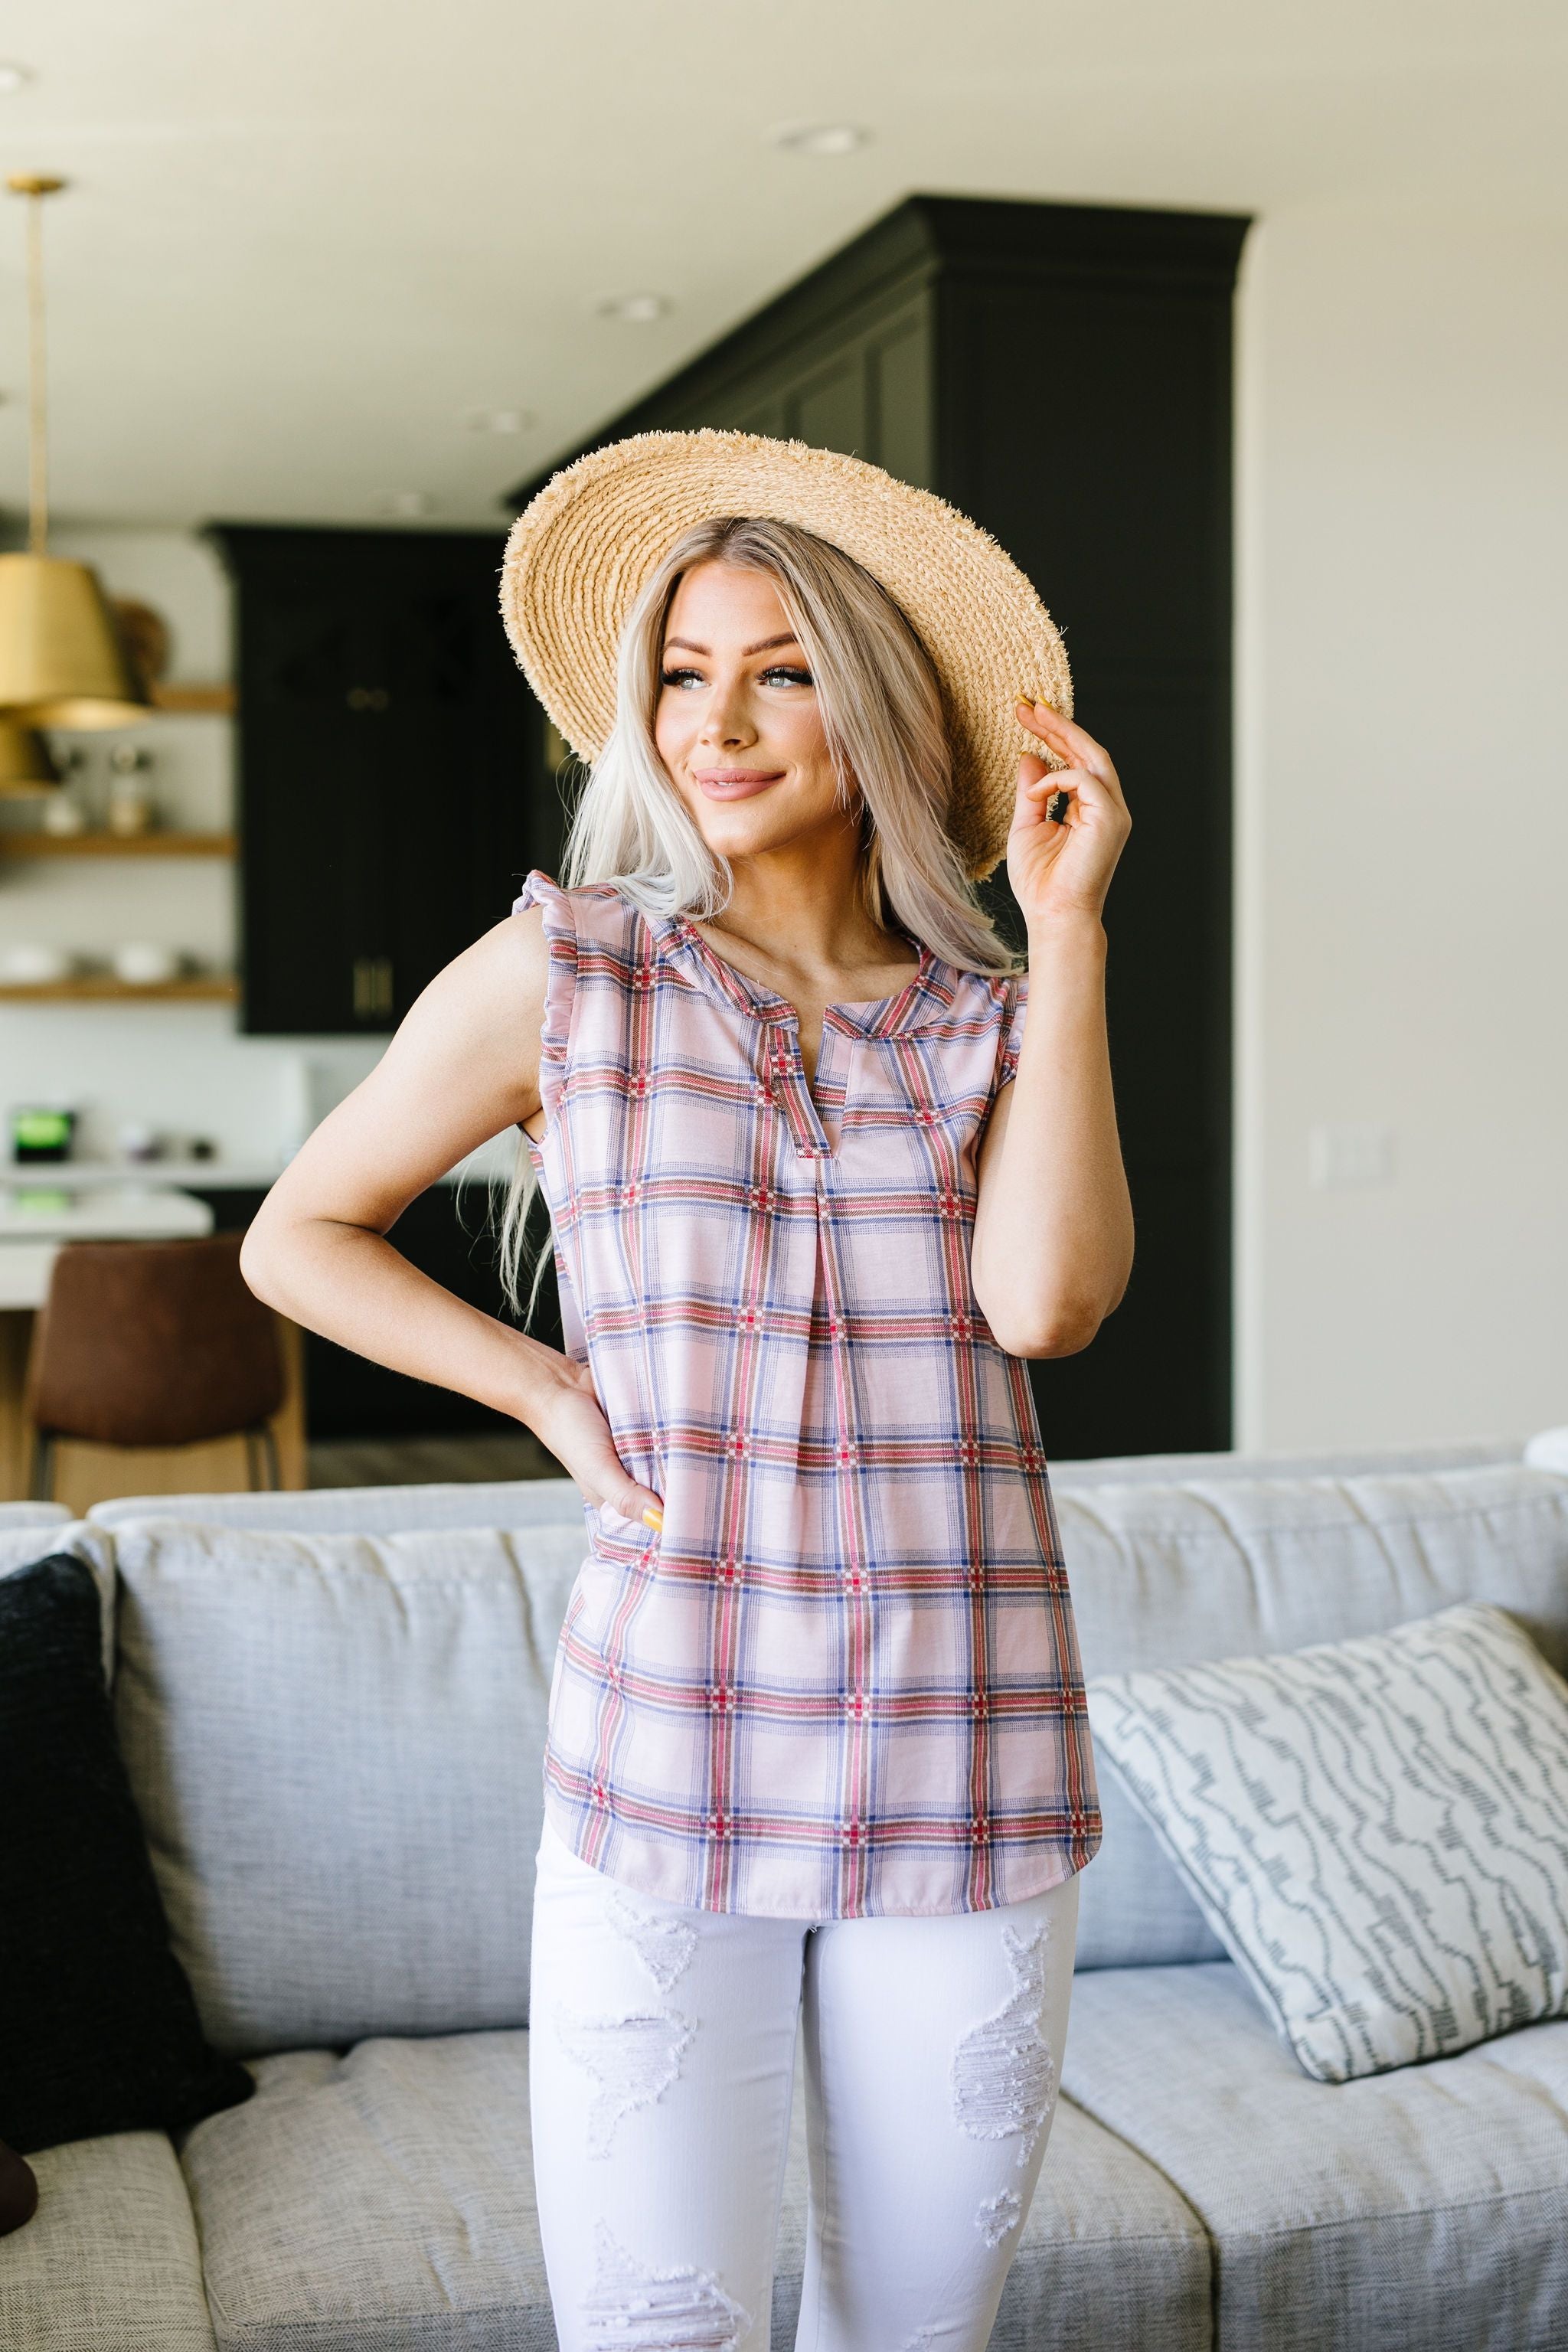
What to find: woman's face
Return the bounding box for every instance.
[653,560,854,864]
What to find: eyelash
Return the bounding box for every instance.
[659,665,814,689]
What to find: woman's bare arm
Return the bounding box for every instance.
[239,906,663,1522]
[970,702,1135,1358]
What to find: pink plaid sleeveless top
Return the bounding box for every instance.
[514,869,1102,1919]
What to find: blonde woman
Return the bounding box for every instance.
[241,433,1134,2350]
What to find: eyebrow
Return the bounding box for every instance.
[662,632,804,658]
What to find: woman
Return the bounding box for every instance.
[241,430,1134,2350]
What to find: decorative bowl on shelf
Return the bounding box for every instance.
[110,941,183,985]
[0,942,76,985]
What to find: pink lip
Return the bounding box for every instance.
[694,769,785,800]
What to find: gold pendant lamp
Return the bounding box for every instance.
[0,173,149,729]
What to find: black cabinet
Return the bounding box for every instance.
[511,194,1249,1458]
[211,525,563,1037]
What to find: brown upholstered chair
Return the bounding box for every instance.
[25,1233,286,1501]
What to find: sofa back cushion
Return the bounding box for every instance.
[1064,1465,1568,1968]
[1050,1437,1520,1487]
[103,1466,1568,2033]
[88,1477,586,1537]
[0,1502,73,1533]
[109,1518,584,2056]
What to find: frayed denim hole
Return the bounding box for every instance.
[949,1919,1058,2167]
[581,2218,753,2348]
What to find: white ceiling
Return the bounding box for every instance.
[0,0,1563,529]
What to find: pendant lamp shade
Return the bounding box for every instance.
[0,553,149,728]
[0,714,59,794]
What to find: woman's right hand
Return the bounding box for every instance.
[535,1358,664,1529]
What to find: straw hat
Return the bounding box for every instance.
[498,427,1071,880]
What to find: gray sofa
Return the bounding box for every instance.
[4,1433,1566,2352]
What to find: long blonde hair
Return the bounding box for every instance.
[497,514,1021,1320]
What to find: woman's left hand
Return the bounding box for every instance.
[1006,699,1132,931]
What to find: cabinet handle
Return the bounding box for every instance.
[351,956,394,1018]
[346,686,390,713]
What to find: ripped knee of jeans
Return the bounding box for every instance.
[580,2218,752,2348]
[554,2006,695,2160]
[949,1920,1059,2167]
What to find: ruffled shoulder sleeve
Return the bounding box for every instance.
[997,969,1030,1093]
[512,868,578,1135]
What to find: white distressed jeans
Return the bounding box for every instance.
[528,1814,1081,2350]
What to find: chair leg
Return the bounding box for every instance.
[245,1425,282,1492]
[29,1432,54,1505]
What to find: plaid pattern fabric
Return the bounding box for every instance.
[515,870,1102,1919]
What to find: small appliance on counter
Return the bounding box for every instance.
[8,1103,76,1163]
[116,1120,163,1163]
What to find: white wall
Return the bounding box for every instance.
[1235,201,1568,1450]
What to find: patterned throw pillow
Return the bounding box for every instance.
[1086,1602,1568,2082]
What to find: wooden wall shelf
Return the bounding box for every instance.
[0,831,236,859]
[0,975,239,1003]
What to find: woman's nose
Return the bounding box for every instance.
[697,681,755,747]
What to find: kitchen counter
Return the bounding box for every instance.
[1,1161,286,1192]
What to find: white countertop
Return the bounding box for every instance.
[1,1132,521,1191]
[0,1160,283,1191]
[0,1184,217,1310]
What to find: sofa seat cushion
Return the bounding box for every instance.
[1061,1960,1568,2352]
[0,2128,216,2350]
[179,2029,1212,2352]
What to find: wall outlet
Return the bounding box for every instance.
[1308,1122,1397,1188]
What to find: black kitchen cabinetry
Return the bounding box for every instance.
[511,194,1249,1458]
[211,525,560,1037]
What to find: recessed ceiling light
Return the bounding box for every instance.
[381,490,433,518]
[595,292,671,324]
[776,122,869,157]
[462,406,536,435]
[0,62,33,95]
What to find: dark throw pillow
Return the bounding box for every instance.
[0,2138,38,2235]
[0,1553,255,2155]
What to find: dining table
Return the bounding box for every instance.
[0,1178,305,1507]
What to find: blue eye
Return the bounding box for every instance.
[760,666,814,686]
[659,667,704,688]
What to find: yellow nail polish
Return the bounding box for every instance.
[642,1505,664,1530]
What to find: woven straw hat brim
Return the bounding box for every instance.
[499,428,1071,880]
